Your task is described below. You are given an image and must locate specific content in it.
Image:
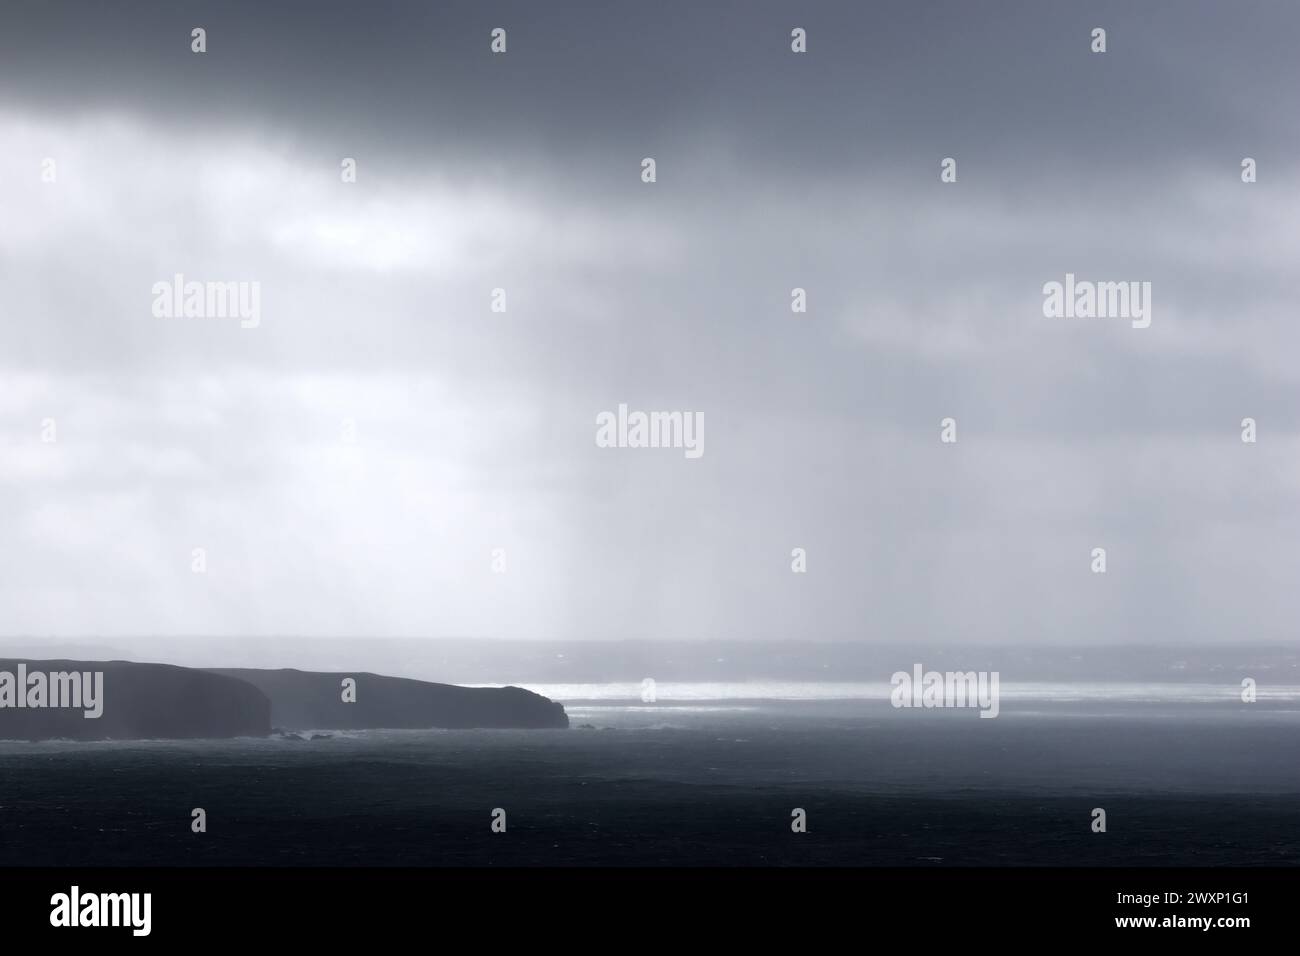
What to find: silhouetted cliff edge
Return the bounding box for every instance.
[0,659,271,741]
[208,668,569,730]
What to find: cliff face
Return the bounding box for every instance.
[0,660,566,739]
[208,668,569,730]
[0,660,271,741]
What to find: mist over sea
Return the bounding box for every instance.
[2,676,1297,867]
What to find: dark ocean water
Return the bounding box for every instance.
[1,693,1298,866]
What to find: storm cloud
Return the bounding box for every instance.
[1,1,1297,645]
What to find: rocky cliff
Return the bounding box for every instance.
[208,668,569,730]
[0,659,271,740]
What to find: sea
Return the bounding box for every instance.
[1,681,1298,867]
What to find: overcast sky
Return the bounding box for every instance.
[1,0,1297,645]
